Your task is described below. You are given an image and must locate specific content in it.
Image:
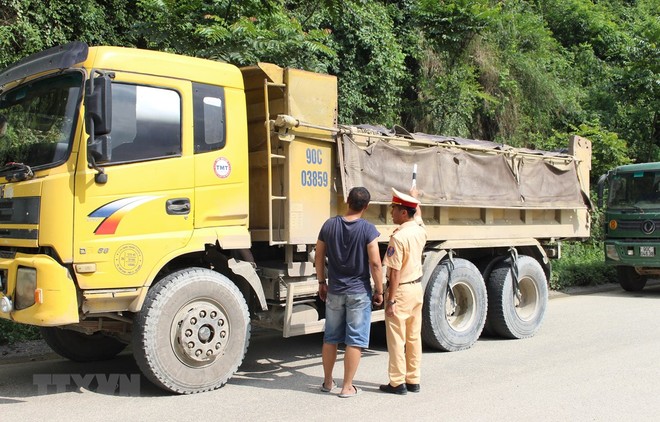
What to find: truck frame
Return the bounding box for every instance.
[0,43,591,393]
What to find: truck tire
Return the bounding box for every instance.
[133,268,250,394]
[421,258,487,351]
[486,256,547,339]
[617,267,647,292]
[40,327,127,362]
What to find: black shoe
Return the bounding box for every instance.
[379,383,407,395]
[405,383,420,393]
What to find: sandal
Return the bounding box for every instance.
[338,385,361,398]
[320,380,336,392]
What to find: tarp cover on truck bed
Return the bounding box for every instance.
[339,126,588,209]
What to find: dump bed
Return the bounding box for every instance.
[241,64,591,247]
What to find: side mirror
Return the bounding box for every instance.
[88,134,111,163]
[85,75,112,136]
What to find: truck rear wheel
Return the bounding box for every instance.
[40,327,127,362]
[421,258,487,351]
[133,268,250,394]
[617,267,647,291]
[486,256,547,339]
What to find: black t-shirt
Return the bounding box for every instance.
[318,216,380,295]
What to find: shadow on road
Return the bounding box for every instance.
[0,352,167,398]
[228,323,392,395]
[0,325,391,398]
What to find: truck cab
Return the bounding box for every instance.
[598,162,660,290]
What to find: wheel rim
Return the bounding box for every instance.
[171,299,230,367]
[445,282,476,332]
[514,276,539,321]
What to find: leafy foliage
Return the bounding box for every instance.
[408,0,497,136]
[0,0,136,69]
[0,319,39,345]
[294,0,407,126]
[549,192,617,290]
[1,0,655,167]
[538,123,632,186]
[549,241,616,290]
[134,0,335,72]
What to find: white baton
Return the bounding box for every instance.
[412,163,417,188]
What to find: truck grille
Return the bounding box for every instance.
[617,219,660,231]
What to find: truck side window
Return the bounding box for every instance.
[110,84,181,163]
[193,83,226,153]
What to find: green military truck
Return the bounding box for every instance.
[598,162,660,291]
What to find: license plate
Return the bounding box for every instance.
[640,246,655,257]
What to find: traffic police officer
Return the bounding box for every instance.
[380,188,427,395]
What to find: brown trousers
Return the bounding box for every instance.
[385,282,424,385]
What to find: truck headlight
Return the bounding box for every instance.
[15,267,37,310]
[0,296,12,313]
[605,245,620,261]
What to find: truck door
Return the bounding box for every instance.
[190,83,249,235]
[73,74,194,289]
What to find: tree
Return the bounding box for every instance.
[308,0,407,126]
[0,0,136,69]
[133,0,335,72]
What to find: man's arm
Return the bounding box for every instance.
[315,239,328,302]
[410,186,423,225]
[367,239,383,306]
[386,268,401,317]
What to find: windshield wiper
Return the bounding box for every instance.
[0,162,34,181]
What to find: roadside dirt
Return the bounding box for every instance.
[0,339,56,364]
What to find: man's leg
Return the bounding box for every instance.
[405,285,424,385]
[321,293,345,391]
[385,313,407,386]
[340,292,371,395]
[322,342,338,390]
[340,345,362,395]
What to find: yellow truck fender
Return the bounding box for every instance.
[128,227,267,313]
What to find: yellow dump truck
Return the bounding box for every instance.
[0,42,591,394]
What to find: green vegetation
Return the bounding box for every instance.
[1,0,656,161]
[0,320,40,345]
[0,0,657,342]
[550,242,617,290]
[550,206,617,290]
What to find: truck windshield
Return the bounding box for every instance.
[0,72,82,175]
[608,170,660,209]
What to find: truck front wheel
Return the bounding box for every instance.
[133,268,250,394]
[617,267,647,291]
[421,258,487,351]
[40,327,127,362]
[486,256,548,339]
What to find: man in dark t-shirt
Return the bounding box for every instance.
[316,187,383,398]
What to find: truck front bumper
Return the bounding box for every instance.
[605,240,660,268]
[0,253,79,326]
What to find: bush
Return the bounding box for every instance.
[549,195,617,290]
[0,319,40,345]
[549,241,617,290]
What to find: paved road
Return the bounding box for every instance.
[1,282,659,421]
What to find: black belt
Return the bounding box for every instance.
[399,278,421,285]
